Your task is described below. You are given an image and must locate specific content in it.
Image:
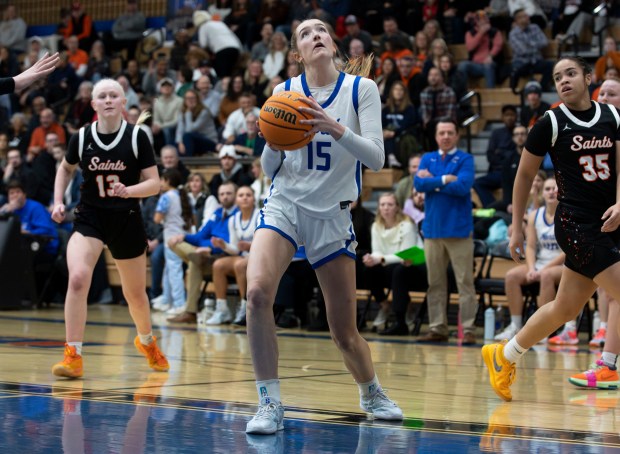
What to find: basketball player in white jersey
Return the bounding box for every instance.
[483,57,620,401]
[494,176,564,341]
[244,18,403,435]
[50,79,169,378]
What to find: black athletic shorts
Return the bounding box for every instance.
[73,204,148,260]
[555,204,620,280]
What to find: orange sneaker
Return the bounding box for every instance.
[568,359,619,389]
[134,373,168,403]
[548,328,578,345]
[481,341,517,401]
[134,336,169,372]
[479,403,514,452]
[589,327,607,348]
[52,344,83,378]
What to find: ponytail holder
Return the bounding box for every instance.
[178,185,184,190]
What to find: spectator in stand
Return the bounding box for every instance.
[458,9,504,88]
[232,112,266,157]
[50,143,82,231]
[404,186,425,228]
[0,45,17,79]
[378,16,412,55]
[341,15,374,56]
[44,52,79,105]
[195,74,223,119]
[84,40,111,83]
[209,186,260,325]
[175,88,218,156]
[382,81,420,168]
[348,39,366,59]
[116,75,139,109]
[257,0,289,29]
[29,132,59,206]
[263,32,288,80]
[221,92,261,144]
[419,68,457,150]
[508,8,554,92]
[362,192,427,335]
[193,10,243,79]
[423,19,443,43]
[396,55,424,108]
[473,104,517,207]
[106,0,145,61]
[159,145,189,184]
[142,57,177,98]
[375,57,399,103]
[0,133,8,168]
[185,172,212,231]
[438,54,468,103]
[209,145,253,196]
[490,124,527,213]
[251,23,274,63]
[169,29,190,71]
[23,37,50,70]
[65,35,88,78]
[0,180,59,297]
[414,119,477,344]
[593,36,620,84]
[225,0,256,50]
[123,59,144,95]
[423,38,449,77]
[152,78,183,147]
[218,74,245,127]
[507,0,548,29]
[7,113,27,154]
[64,81,95,136]
[394,153,422,209]
[166,181,238,324]
[175,66,194,98]
[62,1,96,52]
[250,158,269,209]
[0,4,26,54]
[493,176,564,341]
[0,148,33,203]
[243,60,269,108]
[28,108,67,163]
[520,80,551,129]
[411,31,429,73]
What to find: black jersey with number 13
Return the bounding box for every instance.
[526,101,620,215]
[65,121,156,211]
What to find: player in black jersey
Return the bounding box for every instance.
[50,79,169,378]
[482,57,620,402]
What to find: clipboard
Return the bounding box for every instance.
[394,246,425,265]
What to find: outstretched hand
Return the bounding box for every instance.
[13,52,60,92]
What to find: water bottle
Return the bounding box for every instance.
[495,306,504,332]
[484,307,495,340]
[593,310,600,334]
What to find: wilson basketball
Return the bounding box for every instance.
[259,91,315,150]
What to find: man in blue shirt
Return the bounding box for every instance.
[167,181,238,323]
[0,180,59,303]
[414,119,477,344]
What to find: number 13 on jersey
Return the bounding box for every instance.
[307,141,331,171]
[95,174,120,197]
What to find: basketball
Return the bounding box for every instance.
[259,91,315,150]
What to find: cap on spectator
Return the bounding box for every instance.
[157,77,174,89]
[29,36,44,45]
[193,10,212,27]
[344,15,358,25]
[219,145,238,160]
[523,81,542,96]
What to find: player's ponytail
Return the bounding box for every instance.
[341,54,374,79]
[136,110,151,126]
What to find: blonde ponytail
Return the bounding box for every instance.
[136,110,151,125]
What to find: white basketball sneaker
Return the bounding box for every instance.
[246,397,284,434]
[360,389,403,420]
[206,300,232,325]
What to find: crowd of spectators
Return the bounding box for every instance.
[0,0,619,338]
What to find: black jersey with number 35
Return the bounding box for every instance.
[526,101,620,215]
[66,120,156,211]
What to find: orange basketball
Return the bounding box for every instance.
[259,91,315,150]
